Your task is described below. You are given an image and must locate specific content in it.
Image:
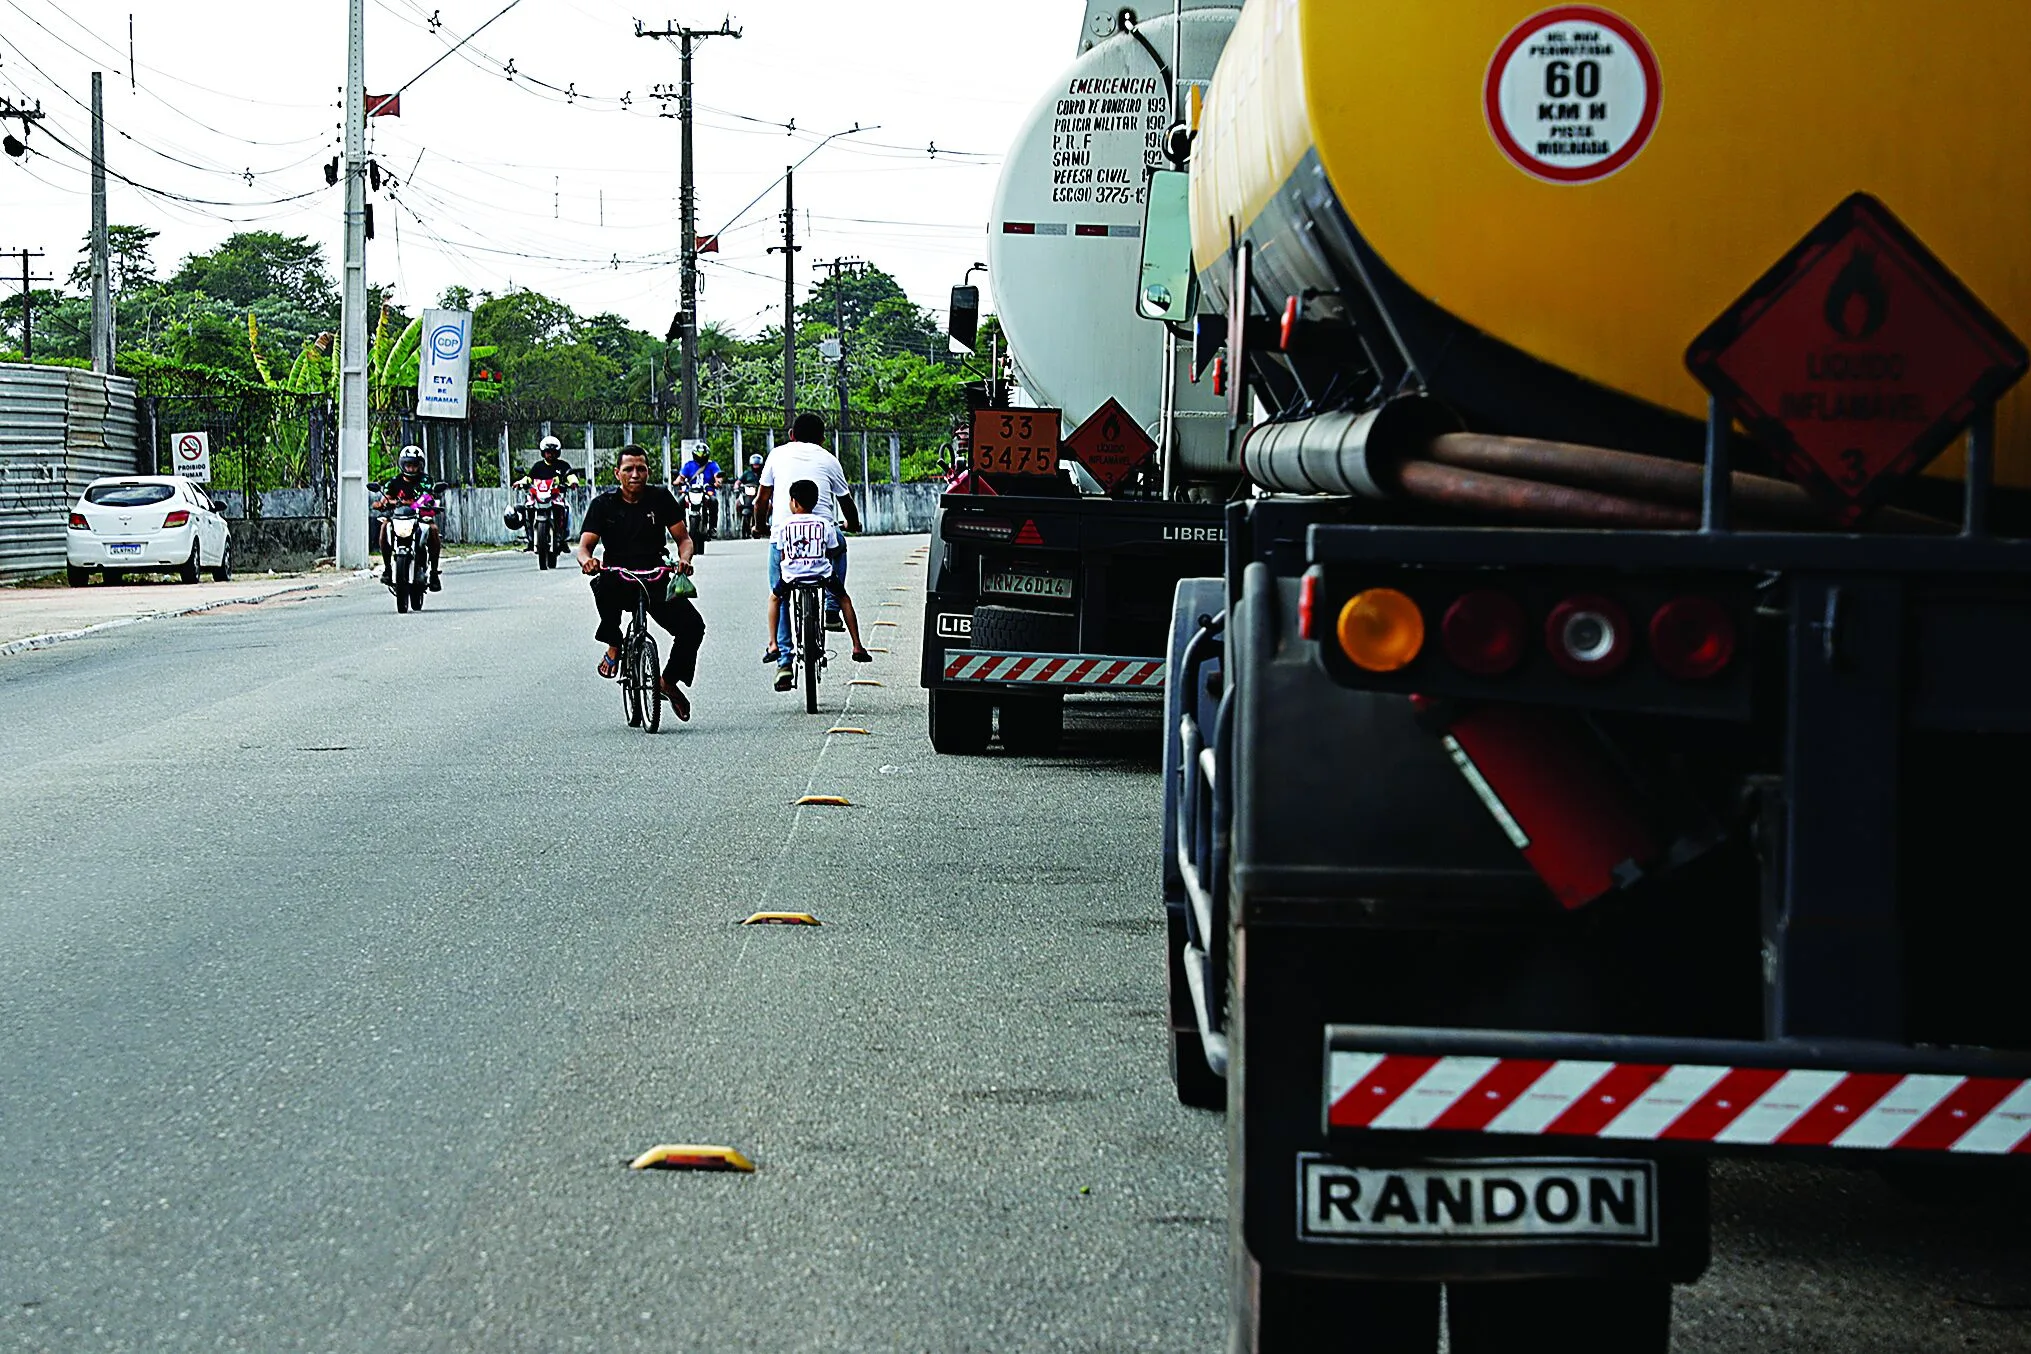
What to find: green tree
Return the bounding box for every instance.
[66,223,160,296]
[168,231,337,317]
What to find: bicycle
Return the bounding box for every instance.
[786,577,828,714]
[604,564,670,732]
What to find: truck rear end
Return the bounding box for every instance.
[1156,1,2031,1348]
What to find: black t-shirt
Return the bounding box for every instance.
[379,475,432,506]
[582,486,682,569]
[525,458,576,482]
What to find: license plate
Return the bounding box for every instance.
[1297,1155,1656,1246]
[108,542,143,554]
[983,571,1072,599]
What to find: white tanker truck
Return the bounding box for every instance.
[918,2,1240,757]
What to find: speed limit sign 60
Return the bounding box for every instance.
[1484,6,1662,185]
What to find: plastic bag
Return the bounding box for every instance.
[667,572,698,601]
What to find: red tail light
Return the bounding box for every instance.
[1649,596,1737,680]
[1279,295,1299,351]
[1211,357,1225,397]
[1545,595,1632,677]
[1298,573,1318,639]
[162,510,190,528]
[68,511,88,530]
[1441,590,1529,676]
[946,515,1015,543]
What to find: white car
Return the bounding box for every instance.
[66,475,232,586]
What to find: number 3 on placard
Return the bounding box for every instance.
[998,414,1015,439]
[1017,414,1034,441]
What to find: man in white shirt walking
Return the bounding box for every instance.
[754,414,862,678]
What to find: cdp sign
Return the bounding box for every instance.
[416,307,474,419]
[1485,6,1662,184]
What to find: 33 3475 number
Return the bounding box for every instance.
[971,409,1061,477]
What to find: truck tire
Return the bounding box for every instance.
[971,604,1075,653]
[929,689,992,755]
[1167,908,1224,1110]
[997,691,1064,756]
[1446,1280,1670,1354]
[1236,1258,1437,1354]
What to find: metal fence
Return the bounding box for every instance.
[0,364,145,581]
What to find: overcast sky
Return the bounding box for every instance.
[0,0,1086,339]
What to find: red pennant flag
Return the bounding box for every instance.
[367,94,401,117]
[696,234,720,254]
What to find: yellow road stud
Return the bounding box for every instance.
[796,794,852,806]
[850,679,884,687]
[741,911,822,926]
[629,1144,756,1172]
[866,647,890,653]
[827,727,872,735]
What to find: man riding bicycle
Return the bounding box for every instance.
[755,413,861,676]
[515,435,579,551]
[576,446,705,721]
[374,446,441,591]
[767,477,873,691]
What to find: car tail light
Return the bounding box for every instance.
[163,510,190,528]
[946,515,1015,543]
[1649,596,1737,680]
[1441,590,1529,676]
[1545,594,1632,677]
[1298,573,1319,639]
[1337,588,1424,672]
[68,511,88,530]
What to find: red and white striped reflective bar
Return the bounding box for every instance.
[942,650,1166,688]
[1327,1051,2031,1155]
[1000,222,1143,238]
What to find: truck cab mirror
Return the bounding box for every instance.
[949,284,980,351]
[1137,169,1195,321]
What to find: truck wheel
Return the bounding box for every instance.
[971,603,1075,653]
[929,689,992,755]
[1236,1259,1437,1353]
[997,692,1064,756]
[1446,1280,1670,1354]
[1166,908,1223,1110]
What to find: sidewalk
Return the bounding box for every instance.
[0,572,348,656]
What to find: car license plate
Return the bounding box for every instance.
[983,570,1072,599]
[108,541,143,554]
[1297,1156,1656,1245]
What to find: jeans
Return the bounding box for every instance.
[769,541,847,668]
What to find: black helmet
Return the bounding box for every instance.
[503,508,524,530]
[398,446,425,476]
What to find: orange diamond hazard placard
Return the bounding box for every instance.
[1687,193,2027,524]
[1064,398,1156,496]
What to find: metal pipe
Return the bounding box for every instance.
[1393,460,1698,529]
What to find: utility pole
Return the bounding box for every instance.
[2,250,51,360]
[814,257,866,451]
[337,0,369,568]
[640,17,741,447]
[90,72,112,373]
[765,166,799,430]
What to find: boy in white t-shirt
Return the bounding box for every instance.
[767,478,872,690]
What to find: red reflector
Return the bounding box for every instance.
[1211,356,1225,397]
[1545,595,1633,678]
[68,511,88,530]
[162,510,190,528]
[1013,520,1045,546]
[1649,597,1737,680]
[1441,590,1529,676]
[1280,295,1298,352]
[1298,574,1319,639]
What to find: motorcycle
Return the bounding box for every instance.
[733,481,760,539]
[515,475,577,569]
[381,493,438,614]
[683,479,715,554]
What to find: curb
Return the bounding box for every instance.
[0,583,326,658]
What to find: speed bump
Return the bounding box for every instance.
[741,911,821,926]
[796,794,852,806]
[827,727,871,735]
[630,1144,756,1172]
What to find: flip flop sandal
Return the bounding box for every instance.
[661,679,692,721]
[761,645,781,665]
[852,649,874,662]
[598,653,619,679]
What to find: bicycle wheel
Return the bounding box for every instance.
[622,636,643,727]
[799,586,823,714]
[638,633,662,733]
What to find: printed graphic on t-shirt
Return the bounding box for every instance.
[775,513,838,582]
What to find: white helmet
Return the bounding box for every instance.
[539,435,562,454]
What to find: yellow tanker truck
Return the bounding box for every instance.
[1145,2,2031,1349]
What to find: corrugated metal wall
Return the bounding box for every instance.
[0,364,145,581]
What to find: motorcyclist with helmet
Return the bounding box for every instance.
[374,446,442,591]
[733,452,764,537]
[513,435,579,550]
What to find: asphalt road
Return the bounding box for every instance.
[4,538,2028,1352]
